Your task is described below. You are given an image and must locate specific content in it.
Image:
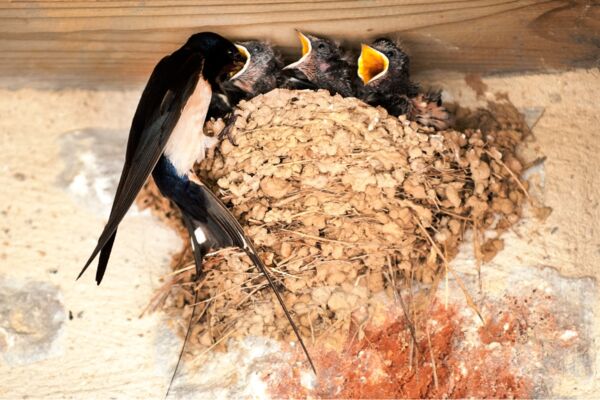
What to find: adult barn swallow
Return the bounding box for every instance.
[282,31,355,97]
[77,32,242,284]
[357,38,450,129]
[77,32,315,382]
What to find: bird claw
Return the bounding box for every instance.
[218,115,239,146]
[423,89,443,106]
[416,104,452,130]
[410,93,452,130]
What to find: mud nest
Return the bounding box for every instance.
[140,89,537,354]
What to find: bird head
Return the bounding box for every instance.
[283,31,343,81]
[228,41,282,94]
[358,38,410,86]
[184,32,246,83]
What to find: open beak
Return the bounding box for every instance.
[283,30,312,70]
[357,44,389,84]
[229,44,250,80]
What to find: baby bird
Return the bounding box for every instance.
[209,40,284,139]
[224,40,284,104]
[282,31,355,97]
[357,38,450,130]
[357,38,418,114]
[209,40,283,119]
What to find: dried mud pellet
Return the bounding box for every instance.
[327,272,347,286]
[493,198,515,215]
[311,287,333,305]
[260,177,292,199]
[366,273,385,293]
[286,277,307,292]
[293,302,310,315]
[446,185,462,208]
[448,219,462,235]
[327,291,350,312]
[280,242,292,258]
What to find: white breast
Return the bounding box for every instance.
[163,77,212,175]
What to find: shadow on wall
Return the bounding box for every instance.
[57,128,127,215]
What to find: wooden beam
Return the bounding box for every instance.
[1,0,598,88]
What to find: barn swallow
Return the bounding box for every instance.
[227,40,284,100]
[357,39,419,115]
[282,31,355,97]
[77,32,242,284]
[209,40,283,118]
[357,39,450,129]
[76,32,314,379]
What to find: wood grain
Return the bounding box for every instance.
[1,0,598,88]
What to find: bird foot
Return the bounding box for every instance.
[411,94,452,131]
[218,115,239,146]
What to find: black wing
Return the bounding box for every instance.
[89,56,176,282]
[78,52,204,284]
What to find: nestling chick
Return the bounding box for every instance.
[225,40,284,102]
[357,38,450,130]
[209,40,284,139]
[357,38,418,114]
[282,31,355,97]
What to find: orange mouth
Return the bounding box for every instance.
[229,44,250,79]
[283,30,312,70]
[357,44,389,84]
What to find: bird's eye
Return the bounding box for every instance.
[385,50,394,58]
[317,43,327,50]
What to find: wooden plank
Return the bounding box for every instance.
[0,0,598,88]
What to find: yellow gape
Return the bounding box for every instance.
[298,31,311,56]
[283,31,313,71]
[358,44,389,84]
[230,44,250,79]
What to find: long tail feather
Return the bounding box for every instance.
[165,288,200,399]
[196,185,316,373]
[165,215,207,399]
[95,232,117,284]
[245,250,316,373]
